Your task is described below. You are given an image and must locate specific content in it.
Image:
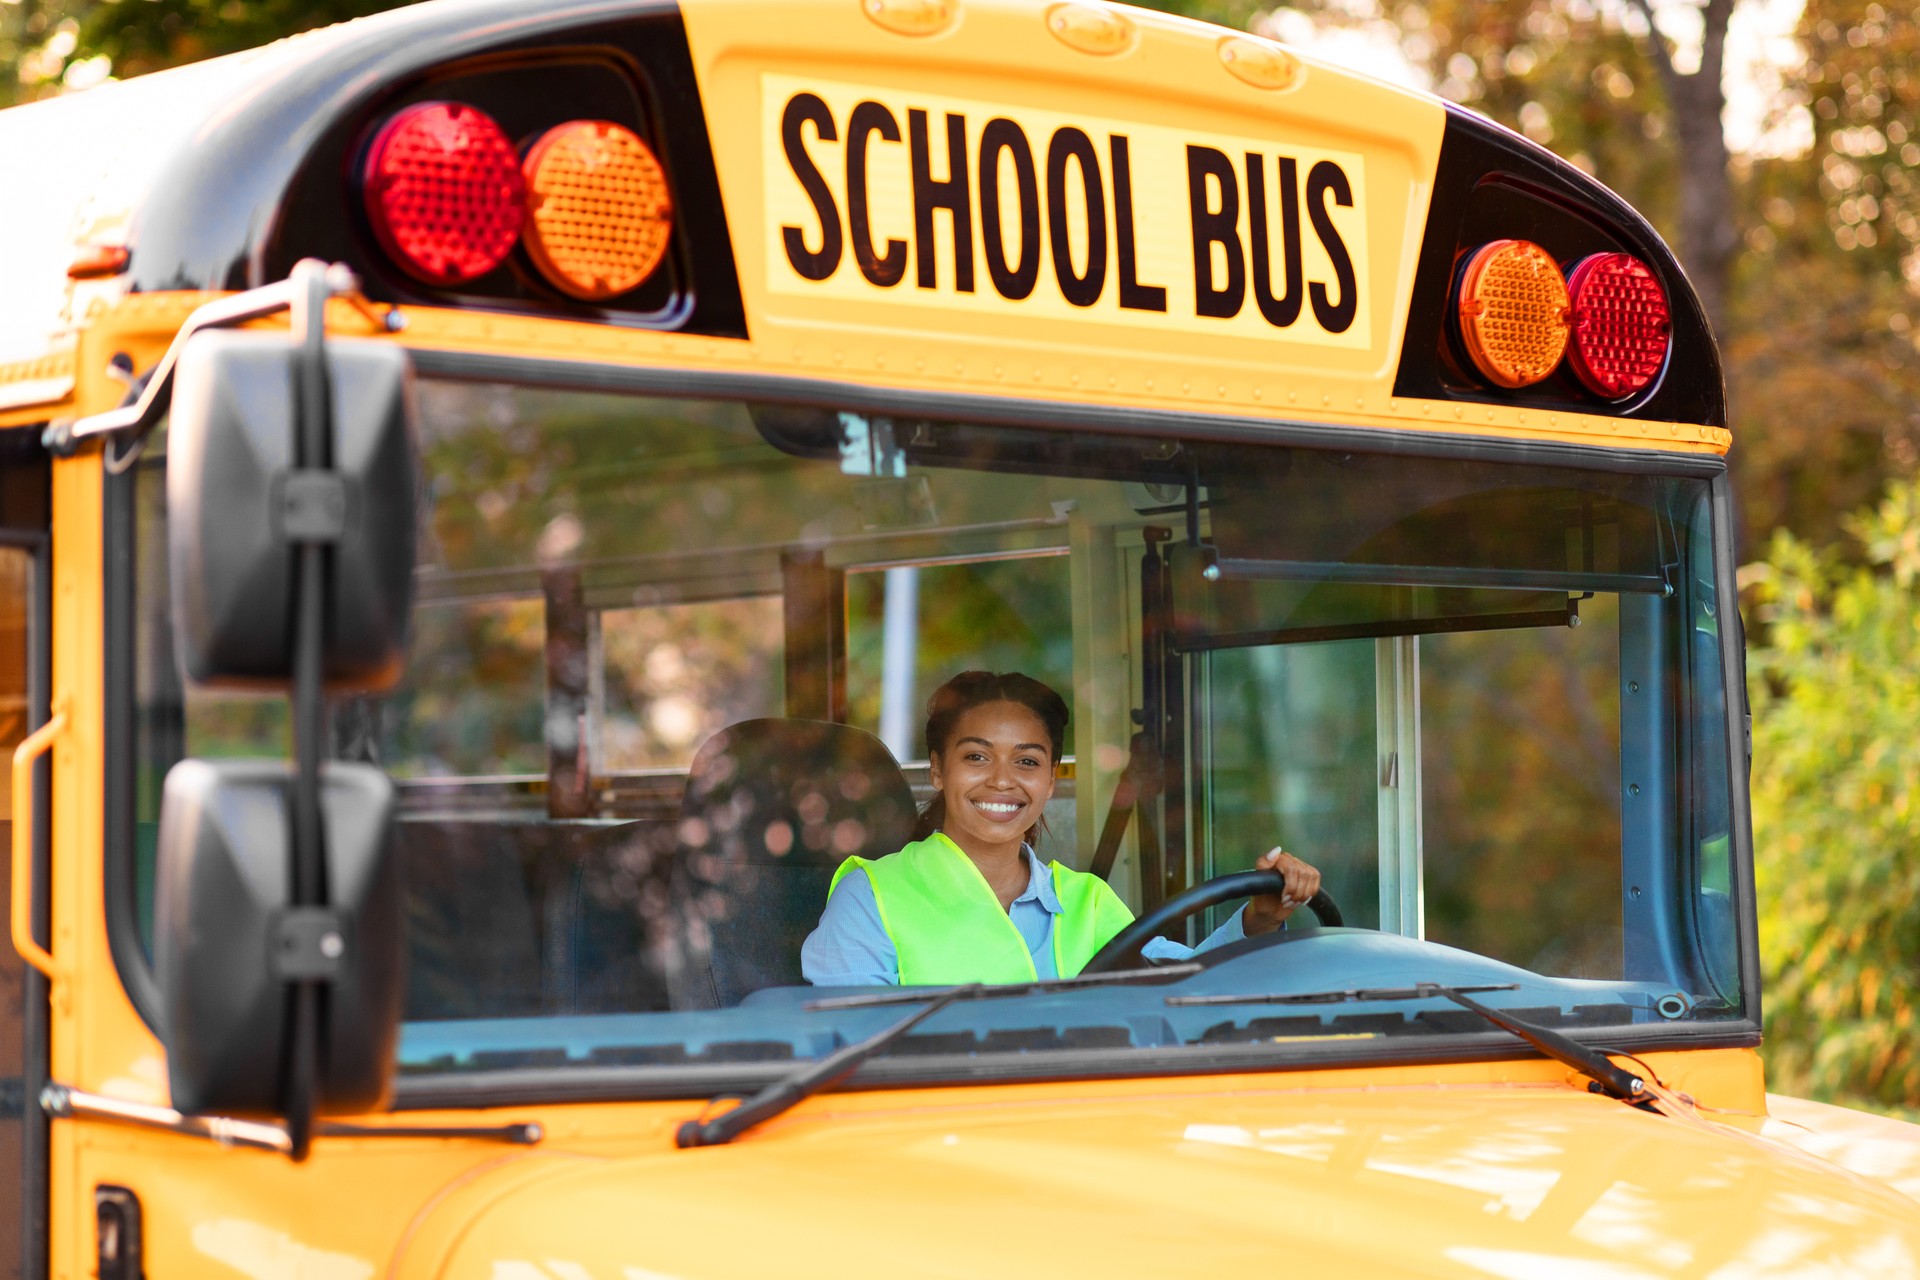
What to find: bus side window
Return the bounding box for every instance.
[0,539,42,1276]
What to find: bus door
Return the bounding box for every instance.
[0,444,48,1280]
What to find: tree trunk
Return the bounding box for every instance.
[1631,0,1737,339]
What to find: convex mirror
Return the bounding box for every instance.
[167,328,417,689]
[155,761,404,1117]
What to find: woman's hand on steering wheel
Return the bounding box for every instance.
[1241,847,1321,937]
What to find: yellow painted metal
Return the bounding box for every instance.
[53,1047,1859,1279]
[10,702,67,982]
[348,1057,1913,1280]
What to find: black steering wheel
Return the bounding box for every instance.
[1081,870,1344,974]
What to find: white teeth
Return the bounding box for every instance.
[975,801,1020,813]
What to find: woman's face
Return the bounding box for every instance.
[928,700,1058,857]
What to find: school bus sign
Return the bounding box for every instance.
[763,75,1373,348]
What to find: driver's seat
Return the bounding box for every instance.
[664,718,917,1008]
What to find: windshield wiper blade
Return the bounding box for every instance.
[1167,981,1649,1105]
[675,962,1202,1149]
[802,961,1202,1012]
[1167,982,1522,1007]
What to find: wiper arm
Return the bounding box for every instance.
[1167,981,1649,1105]
[675,963,1201,1148]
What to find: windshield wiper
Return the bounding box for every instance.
[675,962,1201,1148]
[1166,982,1650,1105]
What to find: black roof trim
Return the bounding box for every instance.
[120,0,746,339]
[1392,105,1725,429]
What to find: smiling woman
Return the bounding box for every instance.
[801,670,1320,986]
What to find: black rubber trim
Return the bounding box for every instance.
[1391,106,1725,427]
[408,348,1730,479]
[391,1020,1764,1111]
[103,461,165,1037]
[1714,474,1765,1022]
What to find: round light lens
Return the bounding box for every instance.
[1565,252,1671,399]
[362,101,526,285]
[1455,239,1570,389]
[522,120,674,302]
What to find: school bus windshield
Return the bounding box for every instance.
[124,383,1742,1088]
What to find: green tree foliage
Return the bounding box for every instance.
[2,0,410,106]
[1748,474,1920,1110]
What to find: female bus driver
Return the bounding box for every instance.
[802,671,1322,986]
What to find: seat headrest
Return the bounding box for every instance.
[679,718,916,868]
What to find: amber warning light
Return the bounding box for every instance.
[1455,239,1570,390]
[523,121,674,301]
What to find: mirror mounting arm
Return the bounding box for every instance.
[281,260,336,1163]
[41,262,402,465]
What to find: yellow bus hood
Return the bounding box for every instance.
[397,1081,1920,1278]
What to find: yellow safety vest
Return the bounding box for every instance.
[829,832,1137,984]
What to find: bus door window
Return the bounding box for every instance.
[0,448,48,1280]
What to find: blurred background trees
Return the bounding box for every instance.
[1747,478,1920,1114]
[6,0,1918,1114]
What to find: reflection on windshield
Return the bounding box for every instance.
[127,386,1743,1081]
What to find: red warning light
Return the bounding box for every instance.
[1566,253,1672,399]
[362,101,526,285]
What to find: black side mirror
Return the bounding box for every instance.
[154,761,403,1116]
[167,328,416,688]
[153,262,418,1158]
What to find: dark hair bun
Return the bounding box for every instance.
[924,670,1069,763]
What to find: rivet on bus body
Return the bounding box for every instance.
[1321,394,1331,406]
[1252,388,1262,400]
[1287,391,1296,403]
[864,0,958,37]
[1046,3,1135,56]
[994,365,1004,378]
[1218,36,1303,90]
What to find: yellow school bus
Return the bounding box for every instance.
[0,0,1916,1274]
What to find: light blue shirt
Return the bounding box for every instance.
[802,847,1252,985]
